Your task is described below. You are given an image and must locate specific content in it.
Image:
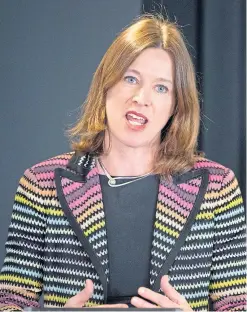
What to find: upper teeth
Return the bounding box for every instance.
[128,113,145,121]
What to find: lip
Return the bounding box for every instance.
[125,110,149,122]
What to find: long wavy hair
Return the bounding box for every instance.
[68,13,202,177]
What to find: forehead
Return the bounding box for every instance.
[127,48,174,80]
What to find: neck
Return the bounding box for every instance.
[99,150,154,176]
[98,136,158,177]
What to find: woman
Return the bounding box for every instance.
[0,14,246,311]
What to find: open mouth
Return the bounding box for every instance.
[125,112,148,125]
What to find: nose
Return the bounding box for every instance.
[132,87,151,106]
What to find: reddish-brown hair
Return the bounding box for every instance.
[68,13,202,176]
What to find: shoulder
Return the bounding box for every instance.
[192,157,237,185]
[21,152,75,184]
[193,157,230,172]
[31,152,74,172]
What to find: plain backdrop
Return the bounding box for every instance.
[0,0,142,265]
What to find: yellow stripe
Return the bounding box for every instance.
[44,296,99,306]
[209,277,246,290]
[0,305,22,311]
[86,300,101,307]
[44,294,67,304]
[15,194,63,216]
[215,197,243,215]
[154,221,179,238]
[0,274,41,288]
[78,202,103,223]
[157,203,185,224]
[196,211,214,220]
[189,299,208,309]
[84,220,105,237]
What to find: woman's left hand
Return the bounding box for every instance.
[130,275,193,311]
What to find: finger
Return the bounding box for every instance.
[97,304,129,308]
[137,288,178,309]
[64,279,94,307]
[161,275,187,305]
[131,296,157,308]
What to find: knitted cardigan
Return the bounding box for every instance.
[0,152,246,311]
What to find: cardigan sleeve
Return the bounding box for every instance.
[209,169,247,311]
[0,167,47,311]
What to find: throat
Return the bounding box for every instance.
[97,158,153,177]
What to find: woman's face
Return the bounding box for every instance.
[105,47,175,150]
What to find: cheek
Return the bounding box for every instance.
[105,90,117,117]
[106,93,124,122]
[106,88,131,112]
[153,102,174,128]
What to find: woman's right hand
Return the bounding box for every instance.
[64,279,128,309]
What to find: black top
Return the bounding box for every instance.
[99,174,159,303]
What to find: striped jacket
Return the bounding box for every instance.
[0,152,246,311]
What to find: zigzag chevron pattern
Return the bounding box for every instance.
[0,153,246,311]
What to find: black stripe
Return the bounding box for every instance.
[153,169,210,291]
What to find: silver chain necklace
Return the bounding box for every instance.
[97,158,153,188]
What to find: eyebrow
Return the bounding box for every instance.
[126,69,173,85]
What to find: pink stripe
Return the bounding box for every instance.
[61,168,99,196]
[217,301,246,311]
[179,183,199,194]
[62,180,82,196]
[209,174,224,182]
[87,166,98,178]
[206,181,222,191]
[159,192,193,212]
[80,184,101,202]
[33,157,70,169]
[160,185,194,211]
[35,171,55,181]
[0,294,39,308]
[72,191,102,214]
[214,294,247,311]
[70,184,102,212]
[222,170,234,185]
[195,160,225,169]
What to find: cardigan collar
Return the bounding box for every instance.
[55,152,209,301]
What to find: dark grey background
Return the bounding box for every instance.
[0,0,246,270]
[0,0,142,265]
[143,0,246,196]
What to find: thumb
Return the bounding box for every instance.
[160,275,187,305]
[64,279,94,307]
[160,275,170,292]
[161,275,169,285]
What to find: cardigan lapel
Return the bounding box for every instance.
[55,153,210,298]
[55,154,109,302]
[150,169,209,292]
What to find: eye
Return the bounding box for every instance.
[155,84,168,94]
[124,75,138,84]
